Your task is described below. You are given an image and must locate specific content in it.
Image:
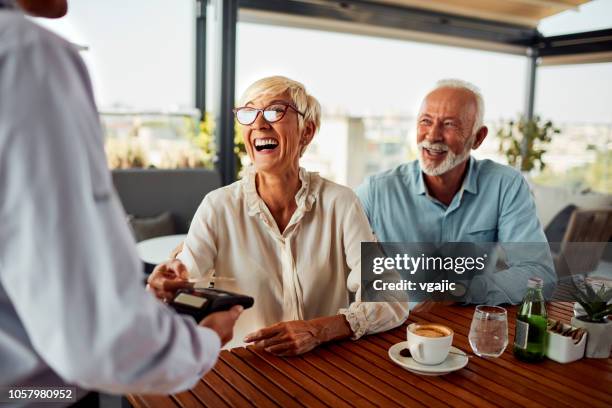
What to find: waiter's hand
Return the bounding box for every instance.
[200,305,243,346]
[146,259,193,302]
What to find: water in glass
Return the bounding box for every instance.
[469,305,508,358]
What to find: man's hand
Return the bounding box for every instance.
[200,306,243,347]
[244,315,352,357]
[146,259,193,302]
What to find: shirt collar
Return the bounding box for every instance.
[415,156,478,196]
[242,165,321,217]
[415,163,427,195]
[463,156,478,194]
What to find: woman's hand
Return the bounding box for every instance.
[169,241,184,259]
[244,320,322,356]
[146,259,193,302]
[244,315,353,356]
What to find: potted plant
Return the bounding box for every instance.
[570,278,612,358]
[496,115,559,173]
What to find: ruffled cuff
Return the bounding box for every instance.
[338,307,369,340]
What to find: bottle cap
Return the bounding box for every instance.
[527,277,544,289]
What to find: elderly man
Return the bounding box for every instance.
[356,79,555,305]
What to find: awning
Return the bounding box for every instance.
[372,0,590,27]
[239,0,608,60]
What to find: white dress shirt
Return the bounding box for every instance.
[177,166,409,349]
[0,8,220,399]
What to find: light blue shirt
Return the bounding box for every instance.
[356,157,556,305]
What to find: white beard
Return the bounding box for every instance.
[418,137,474,176]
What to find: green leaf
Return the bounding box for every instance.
[602,288,612,303]
[584,280,599,300]
[592,305,612,321]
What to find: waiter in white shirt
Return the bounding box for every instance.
[0,0,242,405]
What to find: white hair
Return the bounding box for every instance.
[431,79,485,136]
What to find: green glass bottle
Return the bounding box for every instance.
[513,277,547,362]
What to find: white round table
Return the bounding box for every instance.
[136,234,187,266]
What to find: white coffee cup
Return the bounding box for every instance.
[407,323,454,365]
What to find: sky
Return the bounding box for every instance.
[36,0,612,124]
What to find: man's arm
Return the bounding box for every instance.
[0,27,221,393]
[468,175,556,305]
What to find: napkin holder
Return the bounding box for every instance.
[546,322,587,364]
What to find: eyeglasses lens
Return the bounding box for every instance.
[263,105,286,123]
[236,108,257,125]
[235,104,289,125]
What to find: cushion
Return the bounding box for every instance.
[530,183,612,228]
[112,169,221,234]
[127,212,176,242]
[544,204,576,253]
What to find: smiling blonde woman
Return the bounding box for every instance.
[148,76,408,353]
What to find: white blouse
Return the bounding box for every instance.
[177,166,409,348]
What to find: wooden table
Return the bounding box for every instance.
[128,302,612,407]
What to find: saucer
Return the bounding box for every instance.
[388,342,468,376]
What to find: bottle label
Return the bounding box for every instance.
[515,320,529,349]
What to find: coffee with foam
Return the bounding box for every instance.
[412,324,451,338]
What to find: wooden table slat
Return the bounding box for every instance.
[277,354,374,408]
[231,347,326,407]
[212,356,280,407]
[189,380,231,408]
[303,349,403,407]
[246,347,352,407]
[201,367,253,407]
[313,347,436,408]
[126,394,180,408]
[220,348,304,408]
[172,388,224,408]
[327,343,455,408]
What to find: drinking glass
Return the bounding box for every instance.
[468,305,508,358]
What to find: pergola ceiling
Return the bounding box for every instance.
[368,0,590,27]
[238,0,609,59]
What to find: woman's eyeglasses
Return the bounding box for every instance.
[233,103,304,125]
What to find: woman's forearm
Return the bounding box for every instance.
[309,314,353,343]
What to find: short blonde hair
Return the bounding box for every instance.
[238,76,321,134]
